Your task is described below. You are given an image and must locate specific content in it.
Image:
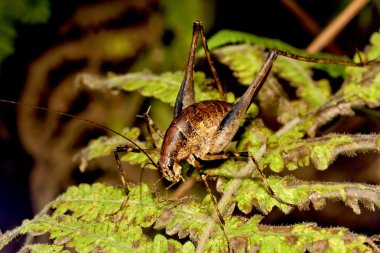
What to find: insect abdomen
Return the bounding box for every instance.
[161,100,233,161]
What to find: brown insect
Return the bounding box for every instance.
[0,19,371,252]
[113,21,369,207]
[2,21,368,204]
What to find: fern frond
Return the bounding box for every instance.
[263,134,380,172]
[213,44,265,85]
[208,29,348,78]
[275,68,380,142]
[2,184,191,253]
[77,71,233,106]
[274,57,332,109]
[216,176,380,215]
[207,30,302,53]
[75,127,160,171]
[1,183,377,253]
[19,244,67,253]
[214,44,333,110]
[236,115,380,172]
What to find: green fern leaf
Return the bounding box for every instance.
[1,183,377,252]
[249,221,371,252]
[214,44,332,110]
[265,51,380,146]
[52,183,125,221]
[217,176,380,215]
[213,44,265,85]
[275,58,332,109]
[76,127,159,171]
[282,76,380,142]
[77,71,228,106]
[54,183,165,228]
[19,215,167,252]
[236,118,273,155]
[19,244,68,253]
[236,111,380,173]
[224,216,372,252]
[208,29,348,78]
[261,134,380,172]
[207,30,302,53]
[10,184,191,253]
[367,31,380,59]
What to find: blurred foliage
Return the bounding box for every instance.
[0,0,50,63]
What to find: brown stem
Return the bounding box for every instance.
[306,0,369,53]
[281,0,344,54]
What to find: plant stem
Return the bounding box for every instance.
[306,0,369,53]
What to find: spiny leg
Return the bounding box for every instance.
[197,21,225,101]
[111,146,161,216]
[108,146,135,215]
[272,49,373,66]
[174,20,225,118]
[137,106,163,149]
[201,152,296,207]
[212,49,371,155]
[187,155,231,252]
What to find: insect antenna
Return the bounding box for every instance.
[0,98,160,195]
[153,176,164,187]
[139,162,155,183]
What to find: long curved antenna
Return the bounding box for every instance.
[0,98,159,168]
[140,162,154,183]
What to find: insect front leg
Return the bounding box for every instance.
[137,106,163,149]
[111,145,161,214]
[186,155,231,251]
[111,146,136,213]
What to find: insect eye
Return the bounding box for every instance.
[167,159,174,170]
[158,156,175,172]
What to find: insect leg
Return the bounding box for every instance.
[174,23,198,117]
[212,49,371,153]
[187,155,231,251]
[211,51,278,153]
[110,146,138,213]
[271,49,374,66]
[137,106,163,148]
[201,152,296,207]
[174,21,226,117]
[109,146,158,215]
[197,21,225,101]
